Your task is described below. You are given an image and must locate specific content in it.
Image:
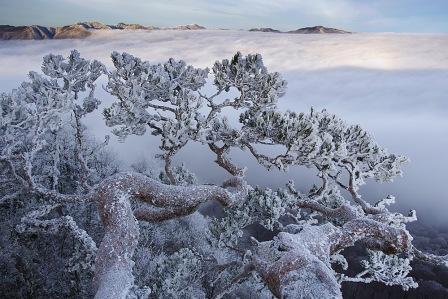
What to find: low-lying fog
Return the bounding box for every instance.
[1,30,447,225]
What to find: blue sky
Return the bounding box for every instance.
[1,0,447,32]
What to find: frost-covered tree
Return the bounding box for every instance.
[1,51,447,299]
[0,49,109,197]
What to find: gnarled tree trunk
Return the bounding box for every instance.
[92,172,247,298]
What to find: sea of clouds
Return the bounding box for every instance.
[0,30,447,224]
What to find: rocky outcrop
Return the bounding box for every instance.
[288,25,351,34]
[249,27,281,33]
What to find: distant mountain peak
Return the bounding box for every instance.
[76,21,111,30]
[249,28,281,33]
[288,26,351,34]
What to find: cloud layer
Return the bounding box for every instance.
[0,30,447,224]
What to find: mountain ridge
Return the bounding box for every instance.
[0,22,206,40]
[0,23,350,40]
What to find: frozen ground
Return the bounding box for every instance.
[0,29,447,224]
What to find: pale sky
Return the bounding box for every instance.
[0,0,448,32]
